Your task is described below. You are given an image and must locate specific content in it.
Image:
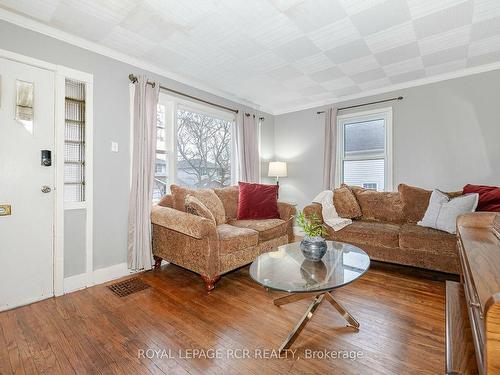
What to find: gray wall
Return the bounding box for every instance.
[0,20,274,276]
[275,69,500,208]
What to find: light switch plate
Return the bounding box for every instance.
[111,142,119,152]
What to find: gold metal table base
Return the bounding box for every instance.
[274,291,359,354]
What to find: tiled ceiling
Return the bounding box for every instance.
[1,0,500,114]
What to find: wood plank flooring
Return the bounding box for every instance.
[0,263,447,374]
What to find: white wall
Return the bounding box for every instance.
[275,69,500,208]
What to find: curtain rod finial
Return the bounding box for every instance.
[128,74,137,83]
[397,96,403,100]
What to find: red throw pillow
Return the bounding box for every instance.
[463,184,500,212]
[237,182,280,220]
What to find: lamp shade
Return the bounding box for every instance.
[268,161,287,177]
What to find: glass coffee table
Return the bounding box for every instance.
[249,241,370,353]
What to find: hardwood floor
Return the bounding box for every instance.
[0,263,446,374]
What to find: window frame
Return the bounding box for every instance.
[335,107,393,191]
[154,92,237,198]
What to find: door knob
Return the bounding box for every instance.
[41,185,51,193]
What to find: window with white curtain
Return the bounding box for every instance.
[153,94,236,201]
[336,107,392,192]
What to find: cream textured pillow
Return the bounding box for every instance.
[418,190,479,234]
[184,195,216,224]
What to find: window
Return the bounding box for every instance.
[64,79,86,202]
[337,108,392,192]
[153,94,236,201]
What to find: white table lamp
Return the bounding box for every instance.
[268,161,287,187]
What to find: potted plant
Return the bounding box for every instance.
[296,211,328,261]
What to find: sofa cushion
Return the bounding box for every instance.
[185,195,216,224]
[348,186,405,223]
[229,219,287,242]
[398,184,463,223]
[327,220,400,248]
[214,186,239,219]
[157,194,173,208]
[399,224,456,255]
[237,182,280,220]
[463,184,500,212]
[170,185,226,225]
[216,224,258,255]
[334,186,362,219]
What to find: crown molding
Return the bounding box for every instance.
[272,60,500,115]
[0,8,266,113]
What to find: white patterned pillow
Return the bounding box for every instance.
[418,190,479,234]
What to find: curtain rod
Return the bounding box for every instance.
[128,74,239,114]
[316,96,403,114]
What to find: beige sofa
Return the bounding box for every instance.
[303,184,463,274]
[151,185,296,291]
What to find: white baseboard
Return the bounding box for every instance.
[63,262,140,295]
[63,273,88,294]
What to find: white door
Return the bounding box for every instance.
[0,57,55,311]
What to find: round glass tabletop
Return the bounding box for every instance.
[249,241,370,293]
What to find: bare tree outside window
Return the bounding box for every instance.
[176,109,232,188]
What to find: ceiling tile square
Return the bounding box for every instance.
[418,25,471,56]
[266,65,304,81]
[350,68,386,84]
[338,55,380,75]
[413,0,473,39]
[298,85,329,96]
[331,85,362,98]
[471,17,500,42]
[422,45,469,66]
[308,17,361,51]
[281,75,318,90]
[247,13,303,49]
[101,26,156,57]
[291,53,335,74]
[472,0,500,22]
[358,77,392,91]
[338,0,387,16]
[285,0,346,33]
[375,41,421,65]
[321,76,356,91]
[239,52,287,73]
[468,34,500,56]
[467,50,500,67]
[389,69,426,84]
[310,66,345,82]
[364,21,417,54]
[274,36,322,62]
[351,0,411,36]
[383,57,424,76]
[324,39,371,64]
[408,0,468,19]
[51,3,117,42]
[0,0,60,22]
[425,59,467,76]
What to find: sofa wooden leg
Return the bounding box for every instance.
[201,275,220,292]
[153,255,162,269]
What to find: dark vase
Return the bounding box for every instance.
[300,236,327,261]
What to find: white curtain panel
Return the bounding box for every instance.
[322,107,338,190]
[127,76,160,271]
[236,112,260,183]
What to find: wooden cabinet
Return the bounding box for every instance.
[446,213,500,375]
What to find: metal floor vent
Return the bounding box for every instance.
[108,277,150,297]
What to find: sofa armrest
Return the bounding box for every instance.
[151,205,216,239]
[303,203,324,223]
[278,202,296,221]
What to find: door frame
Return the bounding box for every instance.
[0,48,94,297]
